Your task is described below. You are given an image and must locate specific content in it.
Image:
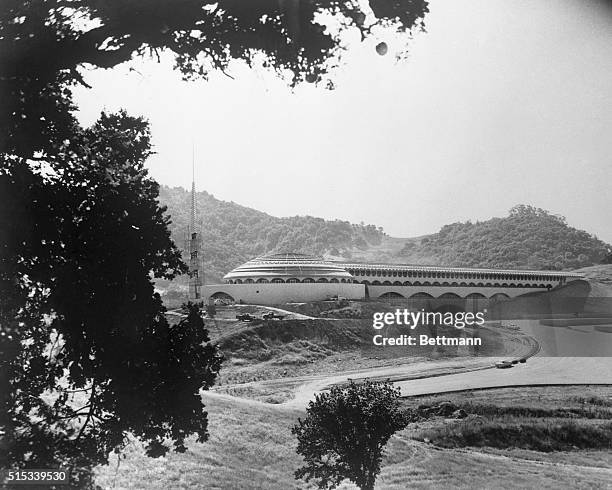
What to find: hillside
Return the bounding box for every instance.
[158,185,386,282]
[157,187,611,285]
[398,205,610,271]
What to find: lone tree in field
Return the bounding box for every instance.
[292,380,409,490]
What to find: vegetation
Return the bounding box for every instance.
[399,205,611,270]
[0,114,223,484]
[159,185,386,282]
[292,380,410,490]
[0,0,429,157]
[93,387,612,489]
[418,419,612,452]
[1,0,430,484]
[158,191,611,287]
[413,393,612,452]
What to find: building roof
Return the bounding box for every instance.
[336,262,584,278]
[223,252,584,281]
[223,253,354,281]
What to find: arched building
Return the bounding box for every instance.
[204,253,584,305]
[207,253,363,304]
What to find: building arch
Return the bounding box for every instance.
[410,292,433,299]
[210,291,235,303]
[256,278,269,283]
[438,292,461,299]
[466,292,487,299]
[271,278,284,283]
[380,292,405,300]
[490,293,509,300]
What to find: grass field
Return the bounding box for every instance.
[94,386,612,489]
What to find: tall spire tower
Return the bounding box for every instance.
[187,144,202,300]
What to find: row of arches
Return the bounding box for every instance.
[378,291,510,300]
[226,277,351,284]
[347,268,560,284]
[363,280,551,289]
[224,278,553,289]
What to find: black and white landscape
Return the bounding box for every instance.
[1,1,611,489]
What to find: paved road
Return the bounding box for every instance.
[394,356,612,397]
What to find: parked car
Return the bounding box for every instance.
[262,312,285,320]
[495,360,513,369]
[236,313,256,322]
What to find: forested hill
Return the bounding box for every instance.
[398,205,611,271]
[158,186,385,282]
[158,187,610,283]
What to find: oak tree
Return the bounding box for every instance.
[292,380,409,490]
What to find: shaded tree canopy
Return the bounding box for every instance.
[1,1,427,484]
[292,380,409,490]
[0,111,223,484]
[1,0,429,157]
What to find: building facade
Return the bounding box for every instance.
[204,253,584,306]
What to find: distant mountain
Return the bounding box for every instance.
[158,188,610,285]
[158,185,386,282]
[397,205,611,271]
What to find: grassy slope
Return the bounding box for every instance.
[208,304,537,404]
[94,394,306,490]
[94,387,612,489]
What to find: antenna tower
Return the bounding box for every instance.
[186,145,202,300]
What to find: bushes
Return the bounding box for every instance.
[417,419,612,452]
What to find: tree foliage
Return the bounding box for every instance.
[292,380,409,490]
[399,205,610,271]
[0,0,429,157]
[0,113,222,485]
[1,0,429,483]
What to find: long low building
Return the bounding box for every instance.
[204,253,584,306]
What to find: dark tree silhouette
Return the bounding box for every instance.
[292,380,409,490]
[1,0,428,485]
[0,0,429,157]
[0,112,223,485]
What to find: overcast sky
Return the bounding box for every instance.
[74,0,612,243]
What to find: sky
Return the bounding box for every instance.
[73,0,612,243]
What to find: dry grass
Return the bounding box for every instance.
[93,386,612,489]
[94,394,307,489]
